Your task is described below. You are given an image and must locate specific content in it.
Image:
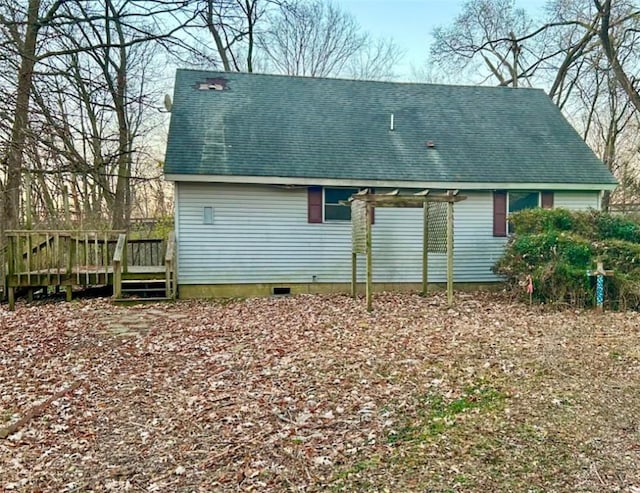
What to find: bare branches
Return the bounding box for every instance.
[258,0,402,79]
[427,0,640,206]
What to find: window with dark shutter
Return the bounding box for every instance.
[325,188,358,221]
[541,191,554,209]
[308,186,323,223]
[493,191,507,237]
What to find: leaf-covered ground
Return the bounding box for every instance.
[1,292,640,492]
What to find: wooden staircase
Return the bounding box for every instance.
[120,279,169,301]
[112,232,176,304]
[1,230,176,310]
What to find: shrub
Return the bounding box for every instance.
[509,208,577,235]
[494,208,640,309]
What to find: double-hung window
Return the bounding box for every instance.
[324,188,359,221]
[493,190,553,236]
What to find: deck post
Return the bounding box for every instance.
[113,234,127,299]
[164,231,176,300]
[68,237,75,275]
[65,285,72,302]
[8,287,15,311]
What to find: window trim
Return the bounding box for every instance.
[494,190,554,237]
[507,191,541,215]
[507,191,541,235]
[323,187,360,222]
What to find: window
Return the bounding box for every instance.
[493,191,554,237]
[324,188,359,221]
[308,186,375,223]
[508,191,539,234]
[509,191,540,214]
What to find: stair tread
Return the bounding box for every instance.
[122,288,167,293]
[122,279,166,284]
[113,297,173,304]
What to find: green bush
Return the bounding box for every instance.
[494,208,640,310]
[510,208,577,235]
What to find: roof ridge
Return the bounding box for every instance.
[174,68,547,92]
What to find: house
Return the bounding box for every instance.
[163,70,617,298]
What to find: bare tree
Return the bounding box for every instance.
[594,0,640,112]
[258,0,402,79]
[428,0,640,208]
[0,0,65,229]
[430,0,534,86]
[0,0,197,229]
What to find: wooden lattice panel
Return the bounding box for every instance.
[352,200,367,254]
[427,202,448,254]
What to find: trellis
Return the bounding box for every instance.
[350,189,467,311]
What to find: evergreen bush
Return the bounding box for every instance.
[494,208,640,310]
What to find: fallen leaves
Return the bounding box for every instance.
[1,292,640,491]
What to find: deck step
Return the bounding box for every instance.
[121,288,167,294]
[118,277,168,301]
[113,296,173,305]
[121,278,166,283]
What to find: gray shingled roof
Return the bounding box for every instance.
[164,69,617,187]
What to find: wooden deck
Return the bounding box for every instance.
[2,230,176,309]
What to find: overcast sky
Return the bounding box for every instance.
[338,0,549,80]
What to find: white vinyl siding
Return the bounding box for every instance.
[553,191,600,210]
[175,184,601,286]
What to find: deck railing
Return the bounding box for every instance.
[5,230,124,286]
[165,231,177,300]
[111,231,176,299]
[4,230,176,306]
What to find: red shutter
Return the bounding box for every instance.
[541,191,554,209]
[308,186,323,223]
[493,191,507,237]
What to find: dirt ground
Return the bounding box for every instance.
[1,292,640,492]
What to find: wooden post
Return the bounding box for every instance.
[26,233,32,286]
[25,173,32,230]
[351,252,357,298]
[422,202,429,295]
[63,185,70,228]
[8,286,15,311]
[366,203,373,312]
[68,236,75,275]
[65,285,72,302]
[446,198,454,306]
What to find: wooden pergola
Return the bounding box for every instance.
[350,189,467,311]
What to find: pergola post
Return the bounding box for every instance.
[447,197,454,306]
[349,190,466,311]
[351,252,357,299]
[365,203,373,312]
[422,203,429,295]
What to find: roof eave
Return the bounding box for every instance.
[164,173,617,191]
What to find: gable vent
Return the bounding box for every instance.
[194,77,228,91]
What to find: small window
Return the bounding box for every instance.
[203,206,214,224]
[508,191,539,233]
[324,188,359,221]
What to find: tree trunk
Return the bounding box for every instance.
[4,0,41,229]
[595,0,640,113]
[110,6,130,230]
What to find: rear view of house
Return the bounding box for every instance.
[163,70,616,298]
